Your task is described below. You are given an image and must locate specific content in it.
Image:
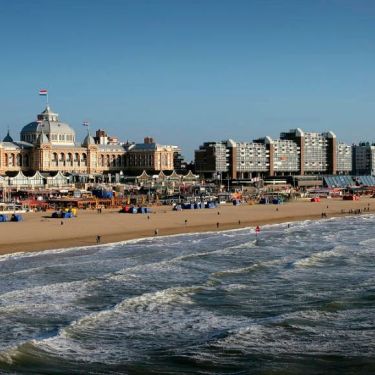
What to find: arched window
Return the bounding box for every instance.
[100,154,104,167]
[4,153,8,167]
[16,154,22,166]
[23,154,29,167]
[106,155,110,167]
[111,155,116,167]
[81,153,87,166]
[52,152,58,167]
[74,153,80,166]
[67,153,73,166]
[10,153,15,167]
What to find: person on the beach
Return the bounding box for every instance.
[185,219,188,225]
[96,235,101,244]
[154,229,159,236]
[216,222,219,229]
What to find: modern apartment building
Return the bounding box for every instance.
[280,129,333,174]
[194,141,230,179]
[352,143,375,175]
[336,142,353,174]
[195,128,352,179]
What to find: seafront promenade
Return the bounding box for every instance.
[0,198,373,255]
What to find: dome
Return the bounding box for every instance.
[3,130,13,142]
[82,133,96,147]
[20,106,76,146]
[36,130,50,146]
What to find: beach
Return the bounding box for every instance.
[0,197,373,255]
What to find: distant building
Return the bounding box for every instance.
[195,141,230,179]
[352,142,375,175]
[195,128,352,179]
[124,137,175,174]
[0,105,178,177]
[336,142,352,174]
[281,129,338,174]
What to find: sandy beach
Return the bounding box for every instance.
[0,197,373,255]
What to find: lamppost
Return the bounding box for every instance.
[217,172,222,192]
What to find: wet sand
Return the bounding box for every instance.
[0,198,373,255]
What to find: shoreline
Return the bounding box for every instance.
[0,198,373,256]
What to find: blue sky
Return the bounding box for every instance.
[0,0,374,160]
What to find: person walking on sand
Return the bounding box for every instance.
[96,235,101,244]
[185,219,188,225]
[216,222,219,229]
[154,229,159,236]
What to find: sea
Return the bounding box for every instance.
[0,215,374,374]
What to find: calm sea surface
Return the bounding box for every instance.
[0,216,374,374]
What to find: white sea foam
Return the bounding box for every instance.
[293,245,348,268]
[212,257,290,277]
[4,284,248,364]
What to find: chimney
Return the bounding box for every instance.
[144,137,155,144]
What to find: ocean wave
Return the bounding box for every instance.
[212,257,290,277]
[0,284,250,366]
[208,307,375,357]
[293,245,348,268]
[1,214,375,372]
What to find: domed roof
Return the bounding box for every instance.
[82,133,96,147]
[21,106,76,145]
[36,130,50,146]
[3,130,13,142]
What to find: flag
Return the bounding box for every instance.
[39,89,48,96]
[83,121,89,127]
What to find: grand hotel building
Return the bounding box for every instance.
[0,106,177,177]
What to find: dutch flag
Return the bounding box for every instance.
[83,121,89,127]
[39,89,48,96]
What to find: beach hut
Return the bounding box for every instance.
[136,170,152,185]
[0,214,8,222]
[92,189,113,199]
[46,171,69,187]
[26,171,45,187]
[6,171,29,187]
[182,170,199,183]
[10,214,23,222]
[205,201,217,209]
[168,170,183,183]
[272,197,283,204]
